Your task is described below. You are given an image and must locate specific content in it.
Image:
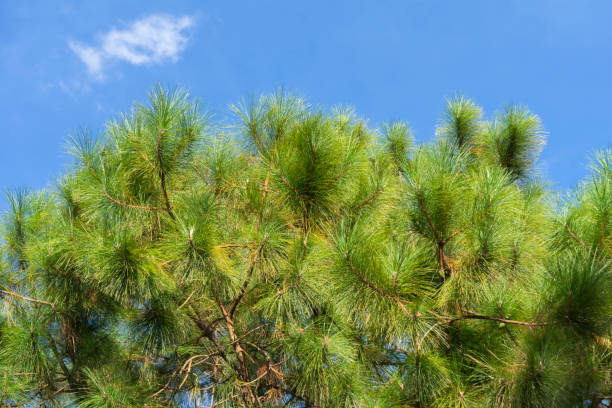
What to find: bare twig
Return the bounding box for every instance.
[103,189,162,211]
[0,289,55,309]
[449,312,549,327]
[176,289,196,312]
[415,192,440,242]
[350,186,383,212]
[342,253,412,314]
[157,129,175,219]
[229,234,269,318]
[564,223,587,250]
[278,173,302,199]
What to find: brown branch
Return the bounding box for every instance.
[215,242,254,249]
[415,192,440,242]
[31,386,67,408]
[103,189,162,211]
[223,179,274,194]
[85,156,160,212]
[437,244,448,273]
[229,234,269,318]
[193,165,216,191]
[350,186,383,212]
[450,312,549,327]
[170,131,196,163]
[157,129,175,219]
[46,332,74,390]
[100,390,129,408]
[467,247,488,268]
[278,173,302,199]
[186,309,227,362]
[250,122,266,157]
[188,229,199,253]
[564,223,587,250]
[212,292,261,407]
[176,289,196,312]
[444,208,489,244]
[257,174,270,232]
[600,216,608,247]
[322,162,351,188]
[460,351,494,371]
[342,253,411,314]
[0,289,55,308]
[414,192,453,273]
[444,225,469,243]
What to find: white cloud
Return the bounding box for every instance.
[57,79,92,98]
[69,42,104,78]
[70,14,194,80]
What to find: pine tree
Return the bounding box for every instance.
[0,87,610,407]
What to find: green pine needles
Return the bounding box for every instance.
[1,87,610,407]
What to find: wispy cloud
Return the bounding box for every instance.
[69,14,194,80]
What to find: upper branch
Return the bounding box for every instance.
[157,130,175,219]
[342,252,412,315]
[564,223,587,250]
[229,234,268,318]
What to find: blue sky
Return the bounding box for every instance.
[1,0,611,201]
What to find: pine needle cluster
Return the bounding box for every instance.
[0,88,610,407]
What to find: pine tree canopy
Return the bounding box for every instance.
[1,87,610,407]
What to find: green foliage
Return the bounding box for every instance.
[484,106,546,182]
[0,86,610,407]
[438,96,482,151]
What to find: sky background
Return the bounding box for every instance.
[1,0,611,205]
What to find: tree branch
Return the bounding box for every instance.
[448,311,549,327]
[444,225,469,243]
[278,173,303,199]
[157,129,175,219]
[229,234,268,318]
[321,162,351,189]
[0,289,55,309]
[564,223,587,250]
[415,192,440,242]
[342,252,412,314]
[103,189,162,211]
[215,242,255,249]
[176,289,196,312]
[45,331,76,392]
[350,186,383,212]
[212,292,261,407]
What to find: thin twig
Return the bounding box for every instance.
[278,173,302,199]
[564,223,587,250]
[350,186,383,212]
[342,253,412,314]
[444,225,469,243]
[176,289,196,312]
[32,386,67,408]
[103,189,162,211]
[0,289,55,308]
[215,242,254,249]
[415,192,440,242]
[451,312,549,327]
[229,234,269,318]
[157,129,175,219]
